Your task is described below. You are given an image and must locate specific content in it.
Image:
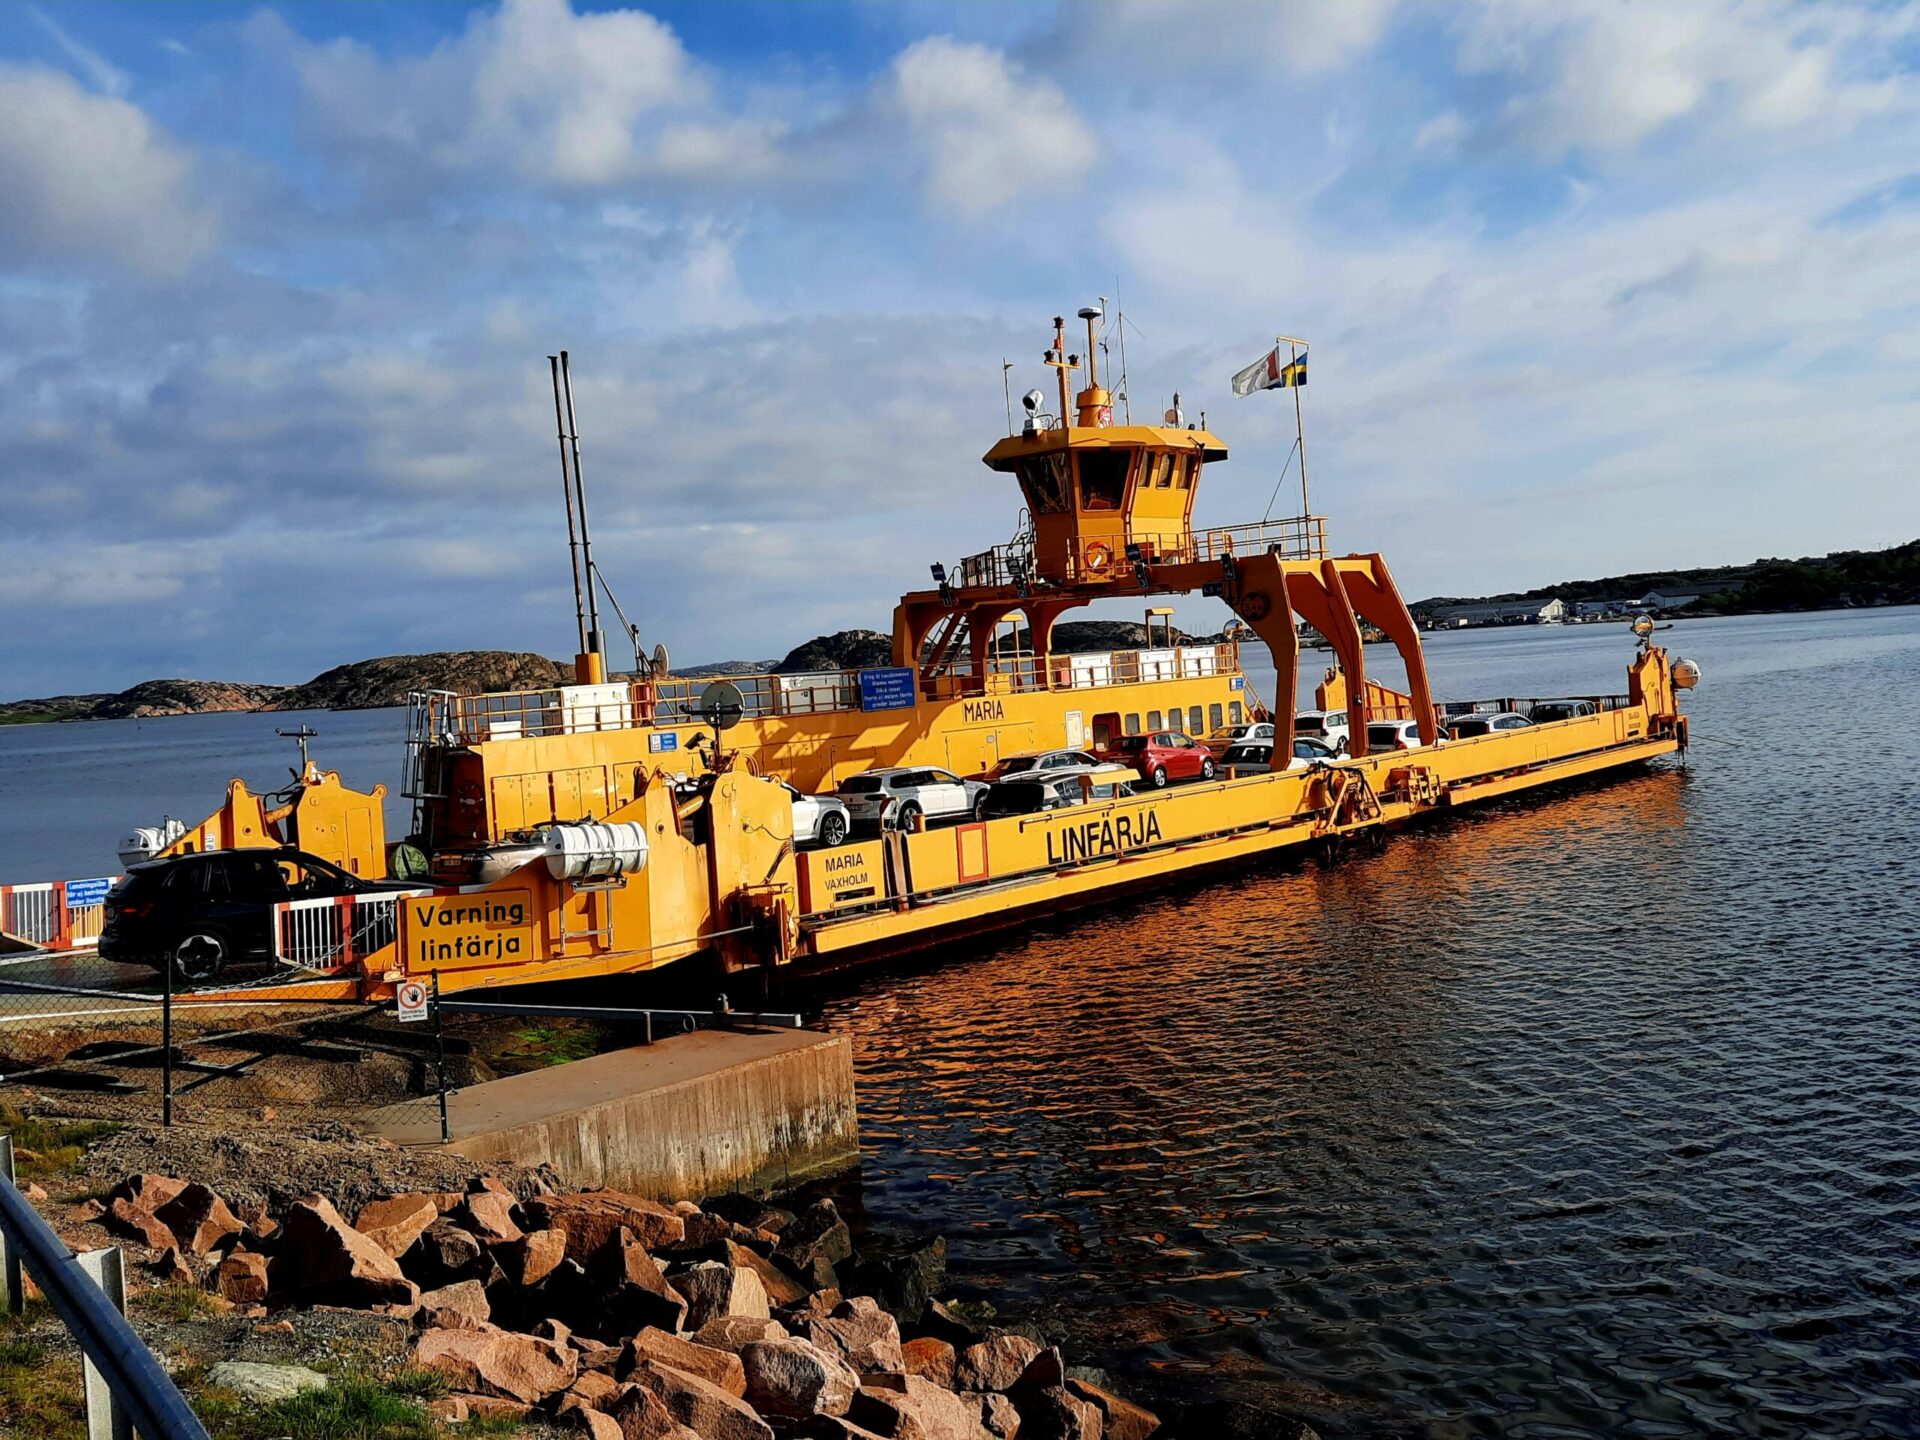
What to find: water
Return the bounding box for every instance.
[4,612,1917,1435]
[0,707,410,882]
[810,609,1920,1438]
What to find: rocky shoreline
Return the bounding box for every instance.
[39,1160,1188,1440]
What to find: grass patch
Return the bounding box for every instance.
[198,1373,474,1440]
[492,1021,603,1071]
[135,1284,219,1322]
[0,1103,121,1180]
[0,1332,85,1440]
[0,712,67,726]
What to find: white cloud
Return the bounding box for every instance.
[26,5,128,97]
[276,0,780,187]
[0,63,217,274]
[1450,0,1906,159]
[1053,0,1398,77]
[893,37,1097,216]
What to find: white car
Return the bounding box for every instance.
[1204,721,1275,757]
[779,781,850,848]
[1364,718,1426,752]
[836,767,990,831]
[1222,738,1340,776]
[1293,709,1349,752]
[973,748,1100,782]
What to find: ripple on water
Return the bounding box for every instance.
[817,611,1920,1438]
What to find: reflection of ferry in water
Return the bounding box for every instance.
[140,310,1699,1000]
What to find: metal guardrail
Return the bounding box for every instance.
[0,878,118,952]
[0,1137,211,1440]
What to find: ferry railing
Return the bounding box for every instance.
[274,889,432,971]
[0,1138,211,1440]
[0,877,118,952]
[1192,515,1328,563]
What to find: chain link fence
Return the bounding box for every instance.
[0,950,796,1141]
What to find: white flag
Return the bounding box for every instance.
[1231,345,1307,397]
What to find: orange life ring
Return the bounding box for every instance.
[1084,541,1113,573]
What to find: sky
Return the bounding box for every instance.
[2,0,1917,697]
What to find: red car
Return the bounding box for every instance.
[1101,731,1218,788]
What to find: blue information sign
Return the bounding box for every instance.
[1230,676,1245,691]
[858,667,917,711]
[64,877,114,908]
[648,731,680,754]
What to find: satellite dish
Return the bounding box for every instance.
[650,642,671,678]
[696,680,745,732]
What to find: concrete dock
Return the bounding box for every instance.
[363,1027,858,1199]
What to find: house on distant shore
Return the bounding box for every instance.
[1637,589,1703,612]
[1430,598,1567,628]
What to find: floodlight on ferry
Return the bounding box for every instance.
[1022,388,1044,413]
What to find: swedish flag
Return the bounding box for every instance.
[1277,350,1307,387]
[1231,345,1308,396]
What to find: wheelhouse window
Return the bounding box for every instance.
[1168,711,1185,734]
[1017,452,1073,514]
[1190,706,1205,734]
[1152,453,1174,488]
[1124,712,1142,735]
[1147,710,1162,730]
[1076,450,1130,511]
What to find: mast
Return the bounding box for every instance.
[1283,335,1309,518]
[549,355,589,657]
[558,351,607,683]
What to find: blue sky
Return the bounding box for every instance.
[2,0,1917,695]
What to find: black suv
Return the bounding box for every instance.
[100,849,398,982]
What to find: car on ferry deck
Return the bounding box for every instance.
[983,763,1137,817]
[1445,711,1533,739]
[1293,709,1350,753]
[1099,731,1217,788]
[835,767,990,832]
[1366,718,1427,752]
[1204,720,1275,757]
[778,781,851,848]
[1528,699,1598,723]
[1222,738,1342,777]
[970,747,1099,782]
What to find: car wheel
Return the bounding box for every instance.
[1200,758,1217,780]
[171,929,229,986]
[1150,765,1169,789]
[972,791,989,821]
[818,811,848,847]
[895,801,923,832]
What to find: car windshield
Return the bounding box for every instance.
[987,757,1040,778]
[1451,719,1490,736]
[1367,725,1403,744]
[1109,736,1147,753]
[1293,716,1324,733]
[839,777,884,794]
[986,782,1047,813]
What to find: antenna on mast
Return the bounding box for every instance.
[1002,359,1014,436]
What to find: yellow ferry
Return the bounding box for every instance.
[145,310,1698,1000]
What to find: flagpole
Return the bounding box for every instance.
[1284,336,1309,521]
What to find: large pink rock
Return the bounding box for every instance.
[152,1183,243,1256]
[851,1374,999,1439]
[216,1250,269,1305]
[1013,1387,1104,1440]
[524,1191,686,1263]
[806,1296,904,1375]
[629,1358,774,1440]
[496,1227,567,1287]
[456,1190,524,1245]
[901,1336,957,1388]
[354,1195,441,1258]
[415,1324,579,1405]
[953,1333,1044,1393]
[591,1227,688,1333]
[605,1383,702,1440]
[741,1335,859,1419]
[418,1280,491,1331]
[103,1175,188,1248]
[670,1260,769,1331]
[1064,1379,1157,1440]
[276,1194,420,1308]
[622,1327,746,1397]
[721,1239,807,1307]
[694,1316,789,1353]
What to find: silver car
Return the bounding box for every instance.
[1204,721,1275,757]
[1445,711,1532,739]
[974,748,1100,782]
[780,781,850,848]
[836,766,990,831]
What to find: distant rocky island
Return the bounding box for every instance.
[0,620,1228,725]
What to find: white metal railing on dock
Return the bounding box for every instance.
[0,877,117,951]
[274,889,430,971]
